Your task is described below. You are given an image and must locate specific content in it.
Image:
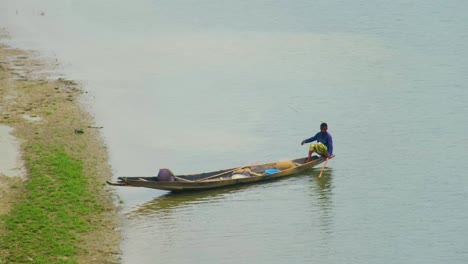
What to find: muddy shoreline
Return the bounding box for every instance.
[0,33,120,262]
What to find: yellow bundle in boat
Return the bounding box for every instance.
[233,168,250,174]
[275,160,295,170]
[232,168,262,176]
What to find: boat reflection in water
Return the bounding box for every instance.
[126,167,334,219]
[126,184,251,219]
[121,168,335,264]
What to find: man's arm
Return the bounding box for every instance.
[301,133,318,145]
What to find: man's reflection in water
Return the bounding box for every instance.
[310,168,334,238]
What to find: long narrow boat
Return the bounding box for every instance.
[106,155,334,192]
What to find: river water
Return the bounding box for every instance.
[1,1,468,263]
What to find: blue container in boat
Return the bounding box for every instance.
[265,169,281,175]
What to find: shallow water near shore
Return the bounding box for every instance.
[2,1,468,263]
[0,125,25,178]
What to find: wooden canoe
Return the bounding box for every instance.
[106,155,334,192]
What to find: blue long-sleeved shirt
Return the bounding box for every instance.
[304,132,333,155]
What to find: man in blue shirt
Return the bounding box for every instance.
[301,122,333,162]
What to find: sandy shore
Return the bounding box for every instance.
[0,32,120,262]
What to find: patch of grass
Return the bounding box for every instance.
[0,144,102,263]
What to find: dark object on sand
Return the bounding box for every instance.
[157,168,175,182]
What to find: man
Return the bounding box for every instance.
[301,122,333,162]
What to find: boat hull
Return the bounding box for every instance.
[107,156,333,192]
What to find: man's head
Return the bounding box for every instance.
[320,122,328,133]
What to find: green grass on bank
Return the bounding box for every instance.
[0,144,102,263]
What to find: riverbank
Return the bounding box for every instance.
[0,34,120,263]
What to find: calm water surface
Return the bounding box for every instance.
[1,1,468,263]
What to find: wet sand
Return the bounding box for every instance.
[0,32,120,262]
[0,125,26,178]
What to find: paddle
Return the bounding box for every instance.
[134,176,193,182]
[174,176,194,183]
[318,157,329,178]
[194,161,259,182]
[121,176,194,182]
